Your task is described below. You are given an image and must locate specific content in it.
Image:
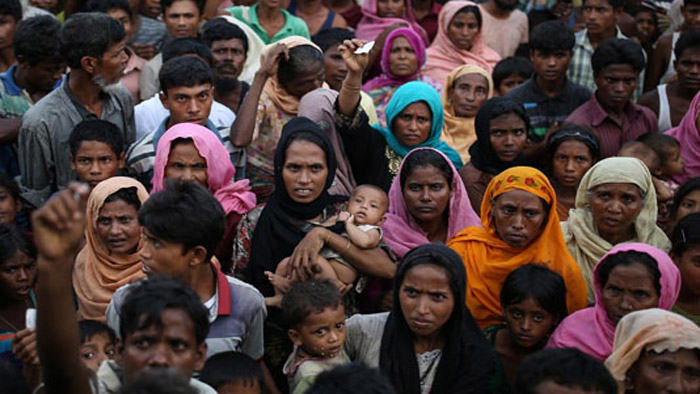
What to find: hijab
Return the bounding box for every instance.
[561,157,672,304]
[382,148,479,259]
[423,1,500,86]
[440,64,493,164]
[548,243,682,362]
[379,243,494,394]
[362,28,428,92]
[73,177,149,322]
[356,0,427,43]
[666,90,700,184]
[151,123,257,215]
[448,166,588,329]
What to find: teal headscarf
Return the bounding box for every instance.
[373,81,463,169]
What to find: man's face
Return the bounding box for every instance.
[70,140,124,189]
[0,14,17,51]
[211,38,246,80]
[164,0,201,38]
[323,44,347,91]
[108,8,134,41]
[682,4,700,30]
[594,63,637,113]
[93,40,129,87]
[139,228,193,279]
[530,49,572,83]
[582,0,619,36]
[675,47,700,93]
[160,83,214,126]
[21,59,65,92]
[139,0,162,19]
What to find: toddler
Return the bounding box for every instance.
[200,351,263,394]
[638,133,685,194]
[78,320,116,373]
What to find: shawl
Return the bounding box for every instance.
[440,64,493,164]
[605,309,700,394]
[73,177,149,322]
[355,0,428,43]
[379,243,494,394]
[382,147,480,259]
[561,157,672,304]
[218,15,265,84]
[423,1,501,87]
[666,90,700,184]
[548,243,682,362]
[373,81,463,169]
[362,27,427,92]
[151,123,257,215]
[448,166,588,329]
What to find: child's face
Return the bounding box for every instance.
[502,297,558,349]
[140,228,198,279]
[497,74,526,96]
[0,251,36,302]
[70,141,124,189]
[660,146,685,177]
[675,244,700,299]
[289,305,346,358]
[0,14,17,50]
[0,186,20,224]
[346,187,388,226]
[80,332,116,372]
[217,380,262,394]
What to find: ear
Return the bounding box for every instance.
[529,49,536,62]
[159,92,169,111]
[377,215,387,226]
[188,245,209,267]
[117,152,126,169]
[193,341,207,372]
[288,329,303,347]
[80,55,99,75]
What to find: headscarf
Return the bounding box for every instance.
[440,64,493,164]
[423,1,501,86]
[151,123,256,215]
[561,157,672,303]
[362,28,427,92]
[218,15,265,84]
[246,117,345,296]
[73,177,149,322]
[447,166,588,329]
[379,243,494,394]
[382,148,480,259]
[356,0,427,44]
[547,243,682,362]
[666,90,700,184]
[374,81,463,169]
[605,309,700,394]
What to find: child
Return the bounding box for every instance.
[0,172,22,227]
[77,320,116,373]
[200,351,263,394]
[638,133,685,194]
[669,213,700,325]
[281,279,349,394]
[492,57,533,96]
[69,120,126,190]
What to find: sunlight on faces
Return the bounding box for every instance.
[497,74,527,96]
[346,186,388,226]
[582,0,618,35]
[139,228,200,278]
[392,101,432,147]
[70,141,124,189]
[601,262,659,324]
[0,186,21,224]
[139,0,162,19]
[399,264,455,341]
[0,251,36,302]
[376,0,404,18]
[96,199,141,256]
[488,113,528,163]
[491,190,547,248]
[323,44,347,91]
[165,140,209,188]
[449,73,489,118]
[659,145,685,177]
[388,36,418,78]
[282,140,328,204]
[627,348,700,394]
[80,332,116,372]
[587,183,643,243]
[289,305,346,358]
[402,165,452,227]
[634,10,656,43]
[0,14,17,50]
[283,61,325,99]
[552,140,594,189]
[502,297,558,348]
[107,8,134,41]
[92,40,129,89]
[682,3,700,29]
[531,49,572,83]
[447,11,480,52]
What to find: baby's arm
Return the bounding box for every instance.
[345,216,382,249]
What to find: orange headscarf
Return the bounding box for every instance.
[447,166,587,329]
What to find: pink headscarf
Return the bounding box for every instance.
[381,147,480,259]
[362,27,427,92]
[356,0,428,43]
[547,243,681,362]
[423,1,501,86]
[151,123,257,215]
[666,90,700,184]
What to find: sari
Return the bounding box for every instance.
[666,90,700,184]
[355,0,427,43]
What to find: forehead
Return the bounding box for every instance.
[211,38,245,50]
[165,83,212,96]
[584,0,613,8]
[592,182,641,195]
[0,251,32,267]
[285,139,326,161]
[489,112,526,128]
[129,308,197,339]
[400,101,431,116]
[598,63,637,77]
[352,187,388,202]
[99,199,139,216]
[555,139,592,154]
[166,0,200,14]
[403,263,451,286]
[495,189,544,207]
[391,35,412,48]
[76,140,117,156]
[301,304,345,327]
[454,73,489,87]
[107,8,130,19]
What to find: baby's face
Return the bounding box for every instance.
[346,187,388,226]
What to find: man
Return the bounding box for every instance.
[567,38,655,158]
[478,0,528,58]
[18,13,134,209]
[312,27,353,92]
[129,0,169,60]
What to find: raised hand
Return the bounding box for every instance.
[258,43,289,80]
[338,39,370,75]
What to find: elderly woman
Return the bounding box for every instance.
[355,0,427,43]
[448,166,588,329]
[561,157,672,303]
[548,243,681,361]
[344,243,494,394]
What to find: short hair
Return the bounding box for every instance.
[0,223,36,264]
[161,0,205,15]
[161,37,213,64]
[13,15,62,65]
[672,177,700,219]
[637,133,680,163]
[281,279,343,329]
[119,275,209,345]
[671,212,700,256]
[85,0,132,17]
[116,368,199,394]
[105,187,142,210]
[60,13,126,70]
[547,123,601,161]
[305,364,396,394]
[529,21,575,53]
[618,141,660,172]
[0,0,21,21]
[199,352,263,390]
[159,56,213,95]
[514,348,617,394]
[78,320,116,345]
[138,179,225,262]
[492,57,534,88]
[501,264,568,319]
[0,172,20,203]
[277,45,324,89]
[201,18,249,55]
[399,149,453,190]
[351,184,389,208]
[674,28,700,60]
[591,38,646,75]
[312,27,355,53]
[69,120,125,157]
[582,0,624,8]
[597,250,661,295]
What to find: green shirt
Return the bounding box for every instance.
[226,4,310,44]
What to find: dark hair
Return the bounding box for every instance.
[0,0,21,21]
[85,0,132,17]
[312,27,355,52]
[685,0,700,7]
[60,13,126,70]
[529,21,575,53]
[582,0,624,8]
[671,213,700,256]
[277,45,324,90]
[591,38,646,75]
[629,5,658,25]
[13,15,62,65]
[674,28,700,60]
[138,179,224,262]
[305,364,396,394]
[453,5,482,28]
[673,177,700,219]
[199,351,263,390]
[78,319,116,345]
[492,57,534,88]
[399,149,453,190]
[637,133,680,165]
[514,348,617,394]
[119,275,209,345]
[159,55,213,95]
[481,97,531,132]
[69,120,125,157]
[528,9,557,33]
[0,223,36,265]
[104,187,142,211]
[501,264,568,319]
[116,368,199,394]
[161,37,213,64]
[597,250,661,295]
[547,123,601,161]
[282,279,343,329]
[161,0,205,14]
[201,18,248,54]
[0,172,20,202]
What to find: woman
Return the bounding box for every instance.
[344,243,494,394]
[363,27,441,128]
[355,0,427,44]
[448,166,588,329]
[226,0,310,44]
[561,157,672,303]
[546,124,601,221]
[672,177,700,224]
[440,64,493,164]
[72,177,148,322]
[151,123,256,272]
[548,243,681,361]
[423,1,500,87]
[288,0,347,36]
[670,213,700,325]
[459,97,529,211]
[605,309,700,394]
[666,91,700,184]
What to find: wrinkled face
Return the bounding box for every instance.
[322,44,347,91]
[660,145,685,177]
[675,47,700,93]
[402,165,453,227]
[140,0,162,19]
[676,190,700,221]
[96,199,141,256]
[601,262,659,324]
[95,40,129,86]
[588,183,644,242]
[0,251,36,302]
[282,140,328,204]
[376,0,404,18]
[289,305,346,358]
[165,140,208,188]
[388,36,418,78]
[551,140,594,189]
[682,4,700,29]
[0,14,17,50]
[634,11,657,43]
[582,0,618,35]
[449,73,489,118]
[211,38,247,80]
[161,83,214,126]
[594,64,638,114]
[283,61,325,99]
[531,49,572,83]
[399,264,455,341]
[71,141,124,189]
[108,8,134,41]
[346,187,388,226]
[23,60,65,92]
[0,186,20,224]
[628,349,700,394]
[140,228,193,279]
[491,190,547,248]
[497,74,527,96]
[675,244,700,298]
[164,0,201,38]
[502,297,558,349]
[488,113,528,163]
[447,12,480,52]
[392,101,432,147]
[80,332,116,373]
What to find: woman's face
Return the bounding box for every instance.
[502,297,558,349]
[588,183,644,242]
[165,141,208,188]
[491,189,547,248]
[399,264,455,341]
[552,140,594,189]
[388,36,419,78]
[0,186,20,224]
[402,165,453,227]
[96,199,141,256]
[488,113,528,163]
[449,73,489,118]
[601,262,660,324]
[0,252,36,302]
[676,190,700,221]
[674,244,700,298]
[393,101,432,147]
[627,348,700,394]
[282,140,328,204]
[447,11,480,51]
[284,61,325,99]
[376,0,404,18]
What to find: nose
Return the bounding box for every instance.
[17,267,29,282]
[108,222,121,236]
[90,161,102,175]
[298,169,311,184]
[328,330,339,343]
[607,199,623,214]
[511,213,525,230]
[465,88,476,102]
[93,352,107,369]
[546,56,557,67]
[416,296,430,315]
[666,371,684,394]
[147,344,169,367]
[187,99,199,114]
[503,133,515,147]
[619,293,634,312]
[520,317,533,332]
[612,80,626,93]
[419,186,431,202]
[178,15,186,25]
[565,159,576,172]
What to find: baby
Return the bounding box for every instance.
[638,133,685,194]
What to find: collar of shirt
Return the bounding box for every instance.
[576,27,627,53]
[589,92,641,127]
[62,73,108,120]
[0,64,63,97]
[247,3,297,43]
[207,261,232,323]
[524,76,578,102]
[151,117,221,150]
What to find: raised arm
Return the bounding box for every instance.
[337,39,369,117]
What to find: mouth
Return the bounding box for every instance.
[108,238,128,248]
[499,149,518,160]
[141,262,152,274]
[515,333,536,344]
[186,117,204,124]
[504,233,527,244]
[326,345,342,356]
[560,176,578,185]
[543,70,559,78]
[15,286,31,297]
[293,188,315,198]
[415,206,435,214]
[409,318,432,331]
[602,217,621,228]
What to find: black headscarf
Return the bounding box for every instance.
[379,243,494,394]
[246,117,346,296]
[468,97,529,175]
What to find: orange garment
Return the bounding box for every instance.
[447,166,587,329]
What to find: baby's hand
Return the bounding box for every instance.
[337,211,351,222]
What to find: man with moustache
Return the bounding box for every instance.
[478,0,529,58]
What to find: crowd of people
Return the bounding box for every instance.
[0,0,699,392]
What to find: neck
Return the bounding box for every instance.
[188,263,217,303]
[535,75,565,97]
[68,71,103,106]
[588,27,616,48]
[413,330,445,354]
[599,226,634,246]
[417,217,448,243]
[553,181,577,199]
[503,329,541,354]
[258,3,282,18]
[412,0,432,10]
[596,92,627,120]
[0,46,15,69]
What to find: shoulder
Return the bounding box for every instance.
[634,102,659,121]
[655,33,673,51]
[347,312,389,334]
[637,89,660,110]
[226,275,266,309]
[567,99,594,122]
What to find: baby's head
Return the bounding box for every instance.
[346,185,389,226]
[78,320,116,372]
[638,134,684,179]
[282,279,346,359]
[199,352,263,394]
[618,141,660,176]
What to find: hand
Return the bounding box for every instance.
[13,328,39,366]
[132,43,156,60]
[257,43,289,79]
[337,211,351,222]
[288,227,325,280]
[338,39,370,75]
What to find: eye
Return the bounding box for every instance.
[315,328,327,335]
[81,351,95,359]
[105,348,116,357]
[533,314,545,323]
[335,322,345,330]
[430,183,444,191]
[193,163,207,170]
[170,340,187,351]
[510,309,523,318]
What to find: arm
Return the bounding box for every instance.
[344,216,381,249]
[18,119,54,209]
[203,0,223,19]
[337,39,369,117]
[643,34,671,92]
[0,117,20,144]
